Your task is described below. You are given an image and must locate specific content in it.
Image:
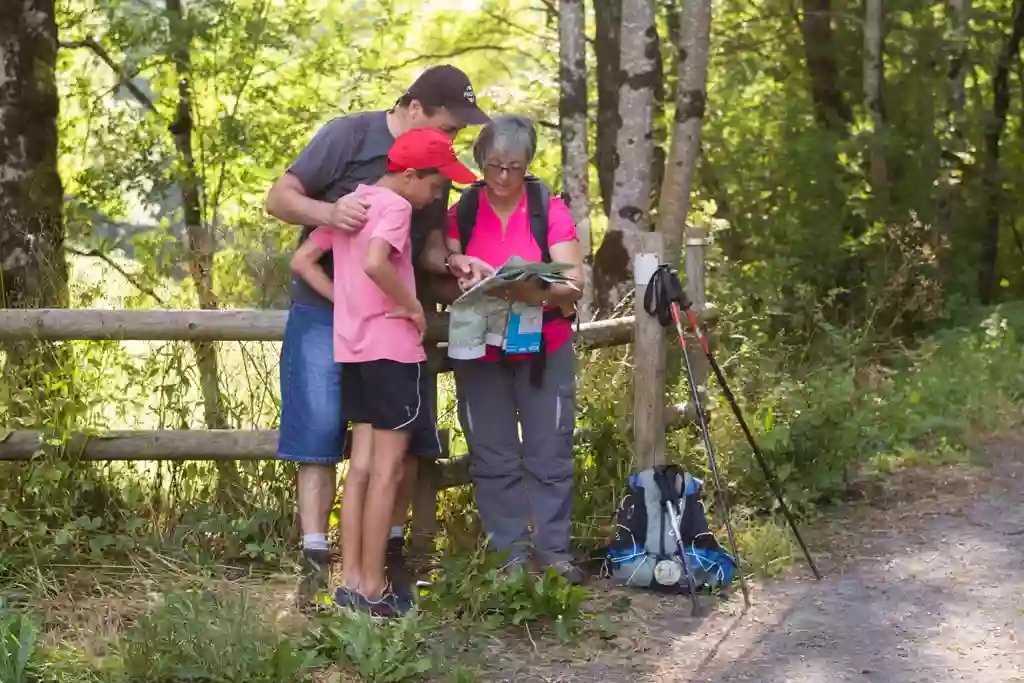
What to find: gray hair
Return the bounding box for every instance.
[472,115,538,169]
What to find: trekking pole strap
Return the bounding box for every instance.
[643,265,692,327]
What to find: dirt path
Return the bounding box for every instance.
[481,434,1024,682]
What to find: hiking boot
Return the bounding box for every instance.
[548,560,586,586]
[385,537,414,605]
[354,591,410,619]
[296,548,331,612]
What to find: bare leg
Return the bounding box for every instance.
[391,456,418,529]
[340,423,373,590]
[360,429,410,597]
[298,463,336,538]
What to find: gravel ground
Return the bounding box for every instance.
[482,434,1024,683]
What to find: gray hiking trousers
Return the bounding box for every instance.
[452,341,576,565]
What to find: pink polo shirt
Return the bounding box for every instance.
[446,190,578,362]
[309,184,426,365]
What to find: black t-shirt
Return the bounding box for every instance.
[285,111,449,307]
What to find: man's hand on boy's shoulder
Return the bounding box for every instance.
[323,194,371,232]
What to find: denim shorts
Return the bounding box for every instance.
[276,304,444,465]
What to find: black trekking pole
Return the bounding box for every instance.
[646,264,822,582]
[644,266,751,609]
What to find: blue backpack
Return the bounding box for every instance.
[606,465,736,592]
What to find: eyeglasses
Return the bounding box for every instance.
[484,162,527,177]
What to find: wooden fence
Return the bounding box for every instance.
[0,229,712,551]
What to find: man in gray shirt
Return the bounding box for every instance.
[265,65,492,610]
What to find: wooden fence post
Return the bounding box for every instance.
[409,349,444,559]
[633,231,667,470]
[683,225,711,388]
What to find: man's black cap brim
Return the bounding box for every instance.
[451,105,491,126]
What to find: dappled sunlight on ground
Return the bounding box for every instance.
[472,431,1024,682]
[12,431,1024,681]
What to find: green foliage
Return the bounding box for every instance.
[0,607,39,683]
[734,517,797,579]
[7,0,1024,678]
[675,307,1024,514]
[119,590,319,683]
[418,545,588,642]
[308,611,433,683]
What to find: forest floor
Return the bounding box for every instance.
[469,430,1024,683]
[30,431,1024,682]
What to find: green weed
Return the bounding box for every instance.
[734,515,797,578]
[419,544,588,641]
[0,607,39,683]
[119,590,318,683]
[308,610,434,683]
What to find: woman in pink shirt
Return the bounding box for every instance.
[444,116,586,584]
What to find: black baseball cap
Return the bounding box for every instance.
[404,65,491,126]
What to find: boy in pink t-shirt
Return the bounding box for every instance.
[290,127,476,615]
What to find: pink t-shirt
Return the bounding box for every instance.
[446,191,578,362]
[309,184,426,364]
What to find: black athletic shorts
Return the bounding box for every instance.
[340,360,434,435]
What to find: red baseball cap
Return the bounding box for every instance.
[386,128,478,185]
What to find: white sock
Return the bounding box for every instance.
[303,533,328,552]
[389,526,405,540]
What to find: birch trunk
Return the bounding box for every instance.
[979,0,1024,304]
[863,0,888,204]
[166,0,242,504]
[594,0,622,218]
[592,0,658,313]
[558,0,593,321]
[658,0,711,265]
[0,0,68,396]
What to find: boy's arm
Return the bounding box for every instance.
[290,228,335,301]
[362,237,421,314]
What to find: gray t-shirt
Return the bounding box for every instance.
[286,110,449,307]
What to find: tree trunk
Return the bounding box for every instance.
[651,14,666,214]
[558,0,593,321]
[863,0,888,205]
[0,0,67,397]
[0,1,66,311]
[166,0,241,504]
[592,0,659,313]
[937,0,970,263]
[979,0,1024,304]
[594,0,622,218]
[658,0,711,265]
[800,0,852,134]
[948,0,969,128]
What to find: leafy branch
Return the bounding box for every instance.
[59,37,161,116]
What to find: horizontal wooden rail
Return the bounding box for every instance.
[0,428,450,462]
[0,307,717,349]
[0,308,638,349]
[0,399,698,470]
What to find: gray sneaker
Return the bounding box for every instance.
[296,548,331,612]
[548,560,586,586]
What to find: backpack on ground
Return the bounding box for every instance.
[606,465,736,593]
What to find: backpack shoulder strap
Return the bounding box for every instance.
[455,182,486,254]
[524,175,551,263]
